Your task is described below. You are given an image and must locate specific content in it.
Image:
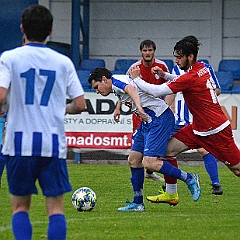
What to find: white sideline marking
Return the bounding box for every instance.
[1,213,240,232]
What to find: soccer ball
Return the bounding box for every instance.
[72,187,97,212]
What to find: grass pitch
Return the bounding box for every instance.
[0,163,240,239]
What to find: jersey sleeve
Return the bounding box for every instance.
[133,77,172,97]
[166,73,190,93]
[67,62,84,99]
[0,54,12,89]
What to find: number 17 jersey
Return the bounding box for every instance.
[0,43,84,158]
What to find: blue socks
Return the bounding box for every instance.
[12,211,32,240]
[159,161,192,182]
[203,153,220,185]
[130,167,144,204]
[159,161,182,179]
[12,212,66,240]
[48,214,66,240]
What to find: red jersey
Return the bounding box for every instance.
[128,59,169,131]
[129,59,168,84]
[167,61,229,136]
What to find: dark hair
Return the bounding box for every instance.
[88,68,112,84]
[140,39,156,51]
[174,35,201,61]
[21,5,53,42]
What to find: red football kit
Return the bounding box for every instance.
[167,61,240,166]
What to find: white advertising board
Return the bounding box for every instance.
[65,93,240,152]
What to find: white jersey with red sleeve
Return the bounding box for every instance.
[167,61,229,136]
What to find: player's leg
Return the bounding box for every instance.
[39,157,72,239]
[118,125,145,212]
[142,152,201,202]
[11,194,32,240]
[6,156,37,240]
[118,150,145,212]
[46,195,66,240]
[145,109,180,204]
[228,162,240,177]
[145,169,165,182]
[144,127,202,202]
[197,148,223,195]
[146,156,179,205]
[194,125,240,178]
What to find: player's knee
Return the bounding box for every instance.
[197,148,208,156]
[228,163,240,177]
[142,157,155,170]
[127,155,140,167]
[142,157,149,169]
[234,171,240,177]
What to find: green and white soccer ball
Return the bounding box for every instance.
[72,187,97,212]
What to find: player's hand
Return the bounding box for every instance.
[138,107,148,122]
[129,66,141,80]
[151,66,166,78]
[114,110,120,122]
[0,110,5,117]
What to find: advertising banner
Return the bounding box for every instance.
[65,92,133,151]
[65,92,240,152]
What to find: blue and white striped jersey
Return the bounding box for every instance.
[0,43,84,158]
[111,74,169,118]
[173,60,220,126]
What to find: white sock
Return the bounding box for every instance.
[166,183,177,194]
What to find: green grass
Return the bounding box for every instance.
[0,164,240,239]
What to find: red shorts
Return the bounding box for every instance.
[173,124,240,167]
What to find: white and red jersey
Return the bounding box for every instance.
[167,61,229,135]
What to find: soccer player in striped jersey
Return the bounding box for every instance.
[0,5,86,240]
[130,36,240,184]
[114,39,174,183]
[88,67,201,212]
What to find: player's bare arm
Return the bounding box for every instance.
[113,100,122,122]
[0,87,7,108]
[124,84,148,122]
[66,95,86,114]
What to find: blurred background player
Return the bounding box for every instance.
[114,39,175,183]
[0,5,86,239]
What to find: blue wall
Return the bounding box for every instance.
[0,0,38,53]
